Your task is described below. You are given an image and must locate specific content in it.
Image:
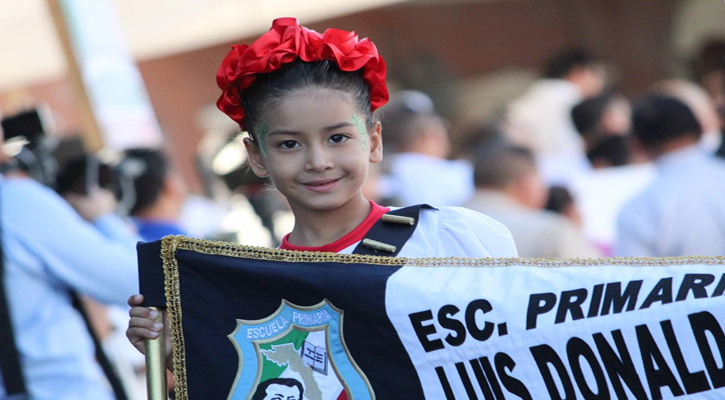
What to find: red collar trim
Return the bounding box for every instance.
[280,201,390,253]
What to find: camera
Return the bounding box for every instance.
[1,107,58,186]
[1,107,117,196]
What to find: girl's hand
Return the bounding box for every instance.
[126,294,172,361]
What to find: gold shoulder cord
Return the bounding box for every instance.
[159,236,725,399]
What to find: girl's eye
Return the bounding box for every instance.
[278,140,299,149]
[329,134,349,144]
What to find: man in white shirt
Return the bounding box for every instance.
[0,127,139,399]
[506,49,606,186]
[616,95,725,257]
[464,140,600,258]
[380,91,474,207]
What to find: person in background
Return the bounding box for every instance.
[545,185,584,228]
[119,147,188,241]
[650,79,723,154]
[570,92,641,168]
[0,122,140,399]
[616,95,725,257]
[378,90,474,207]
[567,92,655,257]
[505,48,607,185]
[464,138,600,258]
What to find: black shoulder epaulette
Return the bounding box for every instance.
[353,204,434,257]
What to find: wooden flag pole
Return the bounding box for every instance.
[144,307,169,400]
[45,0,104,152]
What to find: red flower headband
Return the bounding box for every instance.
[216,18,389,128]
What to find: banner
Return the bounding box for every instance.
[58,0,164,149]
[138,237,725,400]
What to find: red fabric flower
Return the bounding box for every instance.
[216,18,389,128]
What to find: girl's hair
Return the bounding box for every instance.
[242,59,374,142]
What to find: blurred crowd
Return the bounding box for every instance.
[372,42,725,260]
[1,37,724,399]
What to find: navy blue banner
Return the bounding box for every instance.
[138,237,725,400]
[139,238,421,400]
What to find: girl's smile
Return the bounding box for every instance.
[302,177,342,193]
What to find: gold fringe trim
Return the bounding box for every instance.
[160,236,188,400]
[165,235,412,266]
[405,255,725,267]
[162,235,725,268]
[158,235,725,400]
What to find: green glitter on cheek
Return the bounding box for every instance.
[352,113,368,151]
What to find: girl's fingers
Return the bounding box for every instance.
[129,306,159,319]
[126,314,163,341]
[126,326,160,341]
[129,315,163,331]
[127,294,144,307]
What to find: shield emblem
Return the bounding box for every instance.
[227,299,374,400]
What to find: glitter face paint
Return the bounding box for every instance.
[352,113,368,151]
[255,122,269,155]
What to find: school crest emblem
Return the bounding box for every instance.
[227,299,374,400]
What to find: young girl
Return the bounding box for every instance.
[126,16,517,365]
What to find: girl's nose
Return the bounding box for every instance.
[304,144,333,172]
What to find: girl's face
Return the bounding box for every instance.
[245,87,382,215]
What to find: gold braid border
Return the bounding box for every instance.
[158,235,725,399]
[160,236,188,400]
